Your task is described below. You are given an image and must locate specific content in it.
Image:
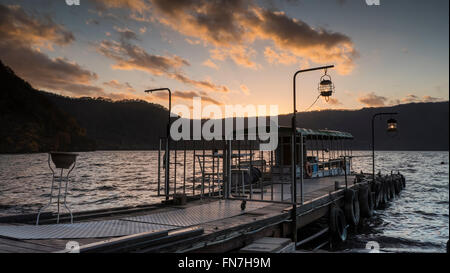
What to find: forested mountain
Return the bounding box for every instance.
[278,102,449,151]
[42,92,169,150]
[1,60,448,153]
[0,61,95,153]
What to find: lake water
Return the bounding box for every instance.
[0,150,448,252]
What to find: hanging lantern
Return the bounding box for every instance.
[318,69,335,102]
[387,118,397,132]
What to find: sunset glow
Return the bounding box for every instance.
[0,0,448,116]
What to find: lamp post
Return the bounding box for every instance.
[292,65,334,245]
[145,88,172,201]
[371,113,398,183]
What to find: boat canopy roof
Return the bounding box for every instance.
[233,126,353,140]
[278,126,353,139]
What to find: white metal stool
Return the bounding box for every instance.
[36,152,78,225]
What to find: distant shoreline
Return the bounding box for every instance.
[1,149,449,156]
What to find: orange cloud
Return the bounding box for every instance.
[202,59,219,70]
[358,92,387,107]
[151,90,223,105]
[146,0,357,73]
[240,84,251,95]
[169,73,229,93]
[0,4,74,48]
[0,4,101,96]
[400,94,444,104]
[91,0,150,14]
[327,97,342,105]
[97,27,230,93]
[97,39,189,76]
[264,47,298,65]
[246,8,358,74]
[103,80,136,92]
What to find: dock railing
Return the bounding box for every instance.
[155,138,296,205]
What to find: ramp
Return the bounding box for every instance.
[0,220,176,240]
[123,199,268,227]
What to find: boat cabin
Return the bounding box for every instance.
[272,126,353,179]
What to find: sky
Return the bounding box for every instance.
[0,0,448,117]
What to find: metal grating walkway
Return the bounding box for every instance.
[123,200,269,227]
[0,220,175,240]
[0,200,268,240]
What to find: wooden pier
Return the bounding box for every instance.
[0,172,406,253]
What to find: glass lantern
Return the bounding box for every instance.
[318,70,335,102]
[387,118,398,132]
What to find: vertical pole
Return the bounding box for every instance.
[300,133,304,204]
[56,168,63,224]
[183,145,186,195]
[165,138,170,200]
[165,92,172,201]
[344,156,348,189]
[227,140,232,198]
[280,136,284,200]
[174,142,177,195]
[193,148,196,196]
[202,143,205,198]
[372,114,376,183]
[292,72,298,246]
[222,141,227,198]
[158,138,161,196]
[270,150,274,201]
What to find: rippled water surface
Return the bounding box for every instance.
[0,150,448,252]
[348,151,449,253]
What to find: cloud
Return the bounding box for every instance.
[86,18,100,25]
[169,73,229,93]
[400,94,444,104]
[152,90,223,105]
[114,26,140,41]
[0,4,102,96]
[264,46,298,65]
[210,45,260,69]
[90,0,150,14]
[202,59,219,70]
[1,43,102,96]
[185,38,201,45]
[358,92,388,107]
[97,29,230,93]
[0,4,74,48]
[146,0,357,73]
[103,80,135,92]
[97,39,189,75]
[89,0,358,73]
[422,96,443,103]
[240,84,251,95]
[246,8,358,74]
[400,94,420,103]
[326,97,342,105]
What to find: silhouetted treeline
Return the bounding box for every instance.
[1,59,448,153]
[44,92,448,151]
[42,92,169,150]
[0,60,95,153]
[277,102,449,151]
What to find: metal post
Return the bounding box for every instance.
[193,148,196,196]
[157,138,161,196]
[145,88,171,201]
[291,65,334,245]
[372,112,398,183]
[344,156,348,189]
[300,133,304,204]
[174,142,177,195]
[183,145,186,195]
